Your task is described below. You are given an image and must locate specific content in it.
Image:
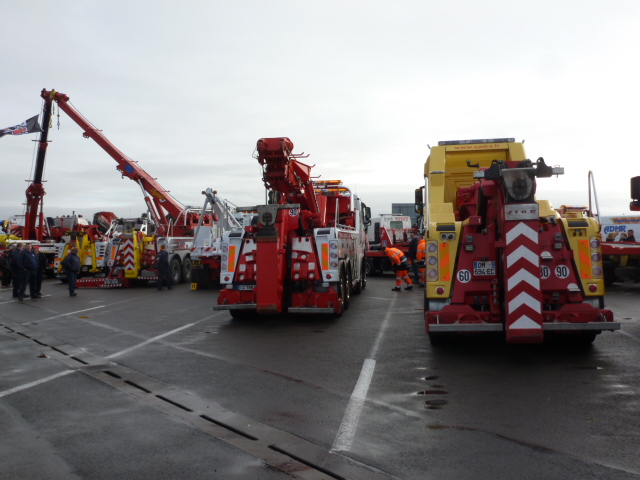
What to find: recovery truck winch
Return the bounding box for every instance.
[214,137,370,317]
[190,188,246,289]
[420,138,619,344]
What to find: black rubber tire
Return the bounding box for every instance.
[335,273,345,317]
[230,309,256,320]
[354,262,366,294]
[429,332,454,346]
[603,261,616,286]
[343,269,351,310]
[181,257,192,284]
[364,259,373,277]
[361,262,367,291]
[170,257,182,285]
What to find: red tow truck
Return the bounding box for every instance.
[214,137,370,317]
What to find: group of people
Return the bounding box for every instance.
[1,244,82,300]
[1,242,172,298]
[605,229,637,242]
[384,232,425,292]
[1,243,46,301]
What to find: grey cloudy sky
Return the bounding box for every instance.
[1,1,639,223]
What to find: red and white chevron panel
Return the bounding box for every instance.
[122,239,136,272]
[505,221,543,342]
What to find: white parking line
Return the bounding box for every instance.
[620,331,640,343]
[0,294,52,305]
[0,370,75,398]
[23,306,106,324]
[331,295,397,453]
[106,322,197,359]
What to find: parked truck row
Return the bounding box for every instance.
[1,90,627,345]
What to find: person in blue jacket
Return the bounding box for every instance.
[18,243,39,301]
[10,244,23,298]
[61,247,81,297]
[156,244,172,290]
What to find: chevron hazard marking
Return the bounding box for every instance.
[506,222,538,244]
[507,245,540,268]
[508,268,540,290]
[508,291,542,314]
[510,316,542,330]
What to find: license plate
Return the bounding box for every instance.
[238,285,255,291]
[473,261,496,276]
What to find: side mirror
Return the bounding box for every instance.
[363,206,372,227]
[415,187,424,215]
[630,177,640,211]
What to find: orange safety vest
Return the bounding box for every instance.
[416,239,426,261]
[385,247,406,266]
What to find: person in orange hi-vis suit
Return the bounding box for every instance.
[415,235,426,287]
[385,247,413,291]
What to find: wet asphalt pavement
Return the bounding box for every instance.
[1,276,639,479]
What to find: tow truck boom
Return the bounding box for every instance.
[41,89,202,236]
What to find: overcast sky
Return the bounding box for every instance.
[2,1,639,225]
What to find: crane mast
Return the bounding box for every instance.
[23,98,53,241]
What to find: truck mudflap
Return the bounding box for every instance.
[216,287,256,310]
[215,285,342,314]
[427,304,620,333]
[289,291,340,314]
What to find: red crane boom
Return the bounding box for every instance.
[41,88,201,236]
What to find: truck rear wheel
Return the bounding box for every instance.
[428,332,453,346]
[365,259,373,276]
[230,309,257,320]
[354,262,366,294]
[603,261,616,286]
[181,257,192,283]
[335,272,347,316]
[566,331,597,346]
[170,257,181,285]
[343,269,351,310]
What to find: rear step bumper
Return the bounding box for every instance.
[213,303,257,311]
[288,307,335,314]
[213,304,336,314]
[430,322,621,332]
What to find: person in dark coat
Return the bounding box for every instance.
[622,229,636,243]
[156,244,172,290]
[1,248,12,288]
[61,247,81,297]
[18,243,39,301]
[35,246,48,296]
[10,244,23,298]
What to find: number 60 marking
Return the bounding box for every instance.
[457,269,471,283]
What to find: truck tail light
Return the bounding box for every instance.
[589,235,603,280]
[426,241,438,281]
